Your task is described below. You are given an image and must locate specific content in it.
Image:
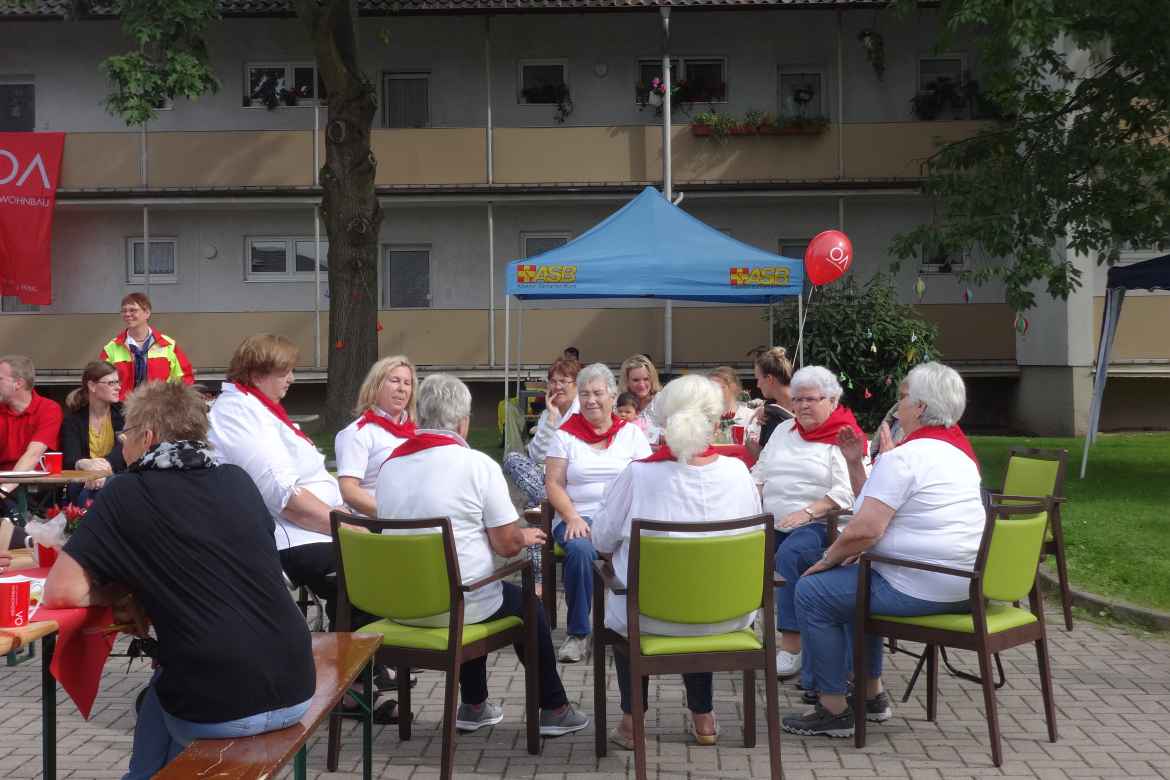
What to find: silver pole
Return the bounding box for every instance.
[516,297,524,399]
[488,202,496,366]
[141,122,150,297]
[314,206,322,369]
[661,6,673,374]
[504,294,511,410]
[768,300,774,347]
[485,16,494,184]
[836,10,845,179]
[313,100,320,185]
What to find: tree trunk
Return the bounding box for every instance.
[297,0,383,433]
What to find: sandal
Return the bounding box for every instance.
[340,690,402,725]
[687,714,720,746]
[608,727,635,751]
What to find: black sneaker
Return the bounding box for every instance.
[865,690,893,722]
[781,703,855,738]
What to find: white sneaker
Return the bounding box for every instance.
[558,635,589,663]
[776,649,802,678]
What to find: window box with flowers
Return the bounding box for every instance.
[636,77,692,117]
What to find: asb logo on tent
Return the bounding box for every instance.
[729,266,790,286]
[516,264,578,284]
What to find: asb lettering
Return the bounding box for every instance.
[516,264,578,284]
[729,266,791,286]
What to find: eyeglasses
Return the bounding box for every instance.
[548,376,575,387]
[117,425,140,443]
[97,378,122,386]
[792,395,828,406]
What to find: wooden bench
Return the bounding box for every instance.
[155,632,381,780]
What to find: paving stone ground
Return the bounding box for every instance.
[2,603,1169,780]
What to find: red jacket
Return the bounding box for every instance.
[100,326,196,401]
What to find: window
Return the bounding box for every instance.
[0,80,35,132]
[383,73,429,128]
[518,60,568,104]
[243,63,325,108]
[0,297,39,313]
[245,237,328,281]
[381,245,431,308]
[127,238,178,284]
[920,241,969,274]
[779,238,813,295]
[914,55,968,120]
[778,69,825,119]
[635,58,679,103]
[522,232,570,259]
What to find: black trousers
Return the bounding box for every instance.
[278,541,376,630]
[459,582,568,711]
[614,652,714,715]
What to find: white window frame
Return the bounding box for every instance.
[126,237,178,284]
[777,66,828,119]
[634,58,680,104]
[521,231,571,259]
[244,236,328,282]
[920,243,970,274]
[517,60,569,105]
[779,238,814,294]
[243,62,324,109]
[0,76,35,131]
[383,71,430,128]
[636,56,728,104]
[379,244,432,309]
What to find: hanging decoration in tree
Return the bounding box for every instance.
[914,277,927,300]
[376,321,384,333]
[334,339,346,350]
[963,287,974,303]
[1013,313,1030,335]
[804,230,853,285]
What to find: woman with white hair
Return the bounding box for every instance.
[751,365,863,679]
[334,355,417,517]
[784,362,981,738]
[545,362,652,663]
[592,374,763,748]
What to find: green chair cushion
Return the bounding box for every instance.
[640,628,762,656]
[359,616,522,651]
[875,604,1038,634]
[554,543,565,558]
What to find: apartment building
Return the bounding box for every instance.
[1,0,1166,433]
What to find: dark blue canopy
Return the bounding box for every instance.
[505,187,803,303]
[1107,253,1170,291]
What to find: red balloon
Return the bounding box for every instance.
[804,230,853,286]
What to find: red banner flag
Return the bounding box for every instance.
[0,132,65,305]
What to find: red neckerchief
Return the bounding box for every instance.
[356,409,416,439]
[234,383,314,443]
[559,413,628,447]
[796,405,866,455]
[638,444,718,463]
[899,425,980,470]
[386,431,464,461]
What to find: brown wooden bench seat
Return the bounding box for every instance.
[155,632,381,780]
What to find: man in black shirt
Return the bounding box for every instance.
[44,382,315,780]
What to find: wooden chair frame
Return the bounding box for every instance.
[852,500,1058,767]
[326,510,540,780]
[536,500,562,629]
[590,513,783,780]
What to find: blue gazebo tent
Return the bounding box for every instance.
[1081,254,1170,477]
[502,187,804,396]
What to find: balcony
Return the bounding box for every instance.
[56,121,989,193]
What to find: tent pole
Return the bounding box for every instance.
[314,206,322,370]
[517,298,525,399]
[504,295,510,412]
[796,292,804,367]
[768,299,774,347]
[488,202,496,366]
[1081,287,1124,478]
[661,6,674,375]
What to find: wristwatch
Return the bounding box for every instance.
[820,550,833,565]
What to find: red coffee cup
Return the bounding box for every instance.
[38,451,63,474]
[0,576,31,628]
[731,425,746,445]
[35,544,59,569]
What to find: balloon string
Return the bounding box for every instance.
[797,285,816,367]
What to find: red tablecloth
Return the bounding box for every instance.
[713,444,757,469]
[25,566,115,720]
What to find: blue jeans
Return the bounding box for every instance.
[795,566,970,696]
[124,673,312,780]
[552,518,596,637]
[775,524,828,634]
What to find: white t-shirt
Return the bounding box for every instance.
[545,422,652,527]
[751,419,855,522]
[526,397,580,465]
[208,382,342,550]
[334,408,410,499]
[592,457,764,637]
[375,431,517,625]
[860,438,985,603]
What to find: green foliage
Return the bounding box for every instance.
[770,273,939,430]
[888,0,1170,311]
[100,0,221,125]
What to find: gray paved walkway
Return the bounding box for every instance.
[2,606,1169,779]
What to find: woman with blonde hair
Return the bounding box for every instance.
[619,354,662,439]
[708,366,754,442]
[60,360,127,497]
[335,355,417,517]
[593,374,763,747]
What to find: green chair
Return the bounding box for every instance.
[852,499,1058,767]
[325,511,540,780]
[591,514,782,780]
[1000,447,1071,629]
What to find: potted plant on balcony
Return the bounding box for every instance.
[911,75,966,121]
[691,109,736,139]
[637,77,692,117]
[777,114,830,135]
[522,82,574,123]
[858,29,886,80]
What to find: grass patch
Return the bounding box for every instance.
[972,433,1170,613]
[313,427,502,466]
